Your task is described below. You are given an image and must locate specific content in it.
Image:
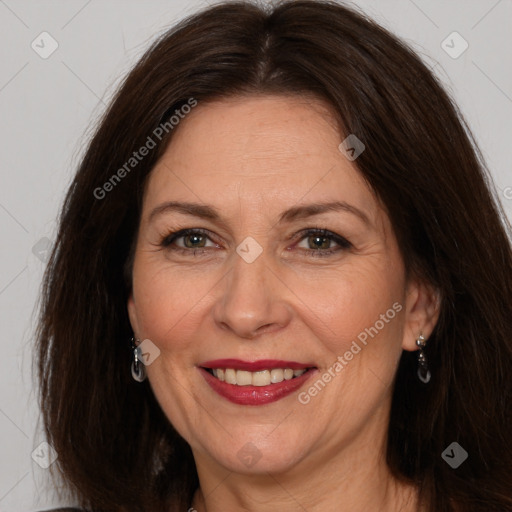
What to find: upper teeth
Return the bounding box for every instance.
[212,368,307,386]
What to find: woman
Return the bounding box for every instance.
[35,1,512,511]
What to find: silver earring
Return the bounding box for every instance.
[130,336,147,382]
[416,334,431,383]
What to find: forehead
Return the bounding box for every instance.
[142,95,379,223]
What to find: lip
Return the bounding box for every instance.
[198,363,317,406]
[200,359,315,371]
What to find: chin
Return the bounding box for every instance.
[203,430,311,475]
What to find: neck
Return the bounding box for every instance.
[191,460,418,512]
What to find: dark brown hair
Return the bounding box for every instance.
[35,1,512,511]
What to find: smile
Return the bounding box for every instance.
[208,368,307,386]
[199,359,317,405]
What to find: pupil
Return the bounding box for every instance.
[185,234,204,248]
[310,236,328,249]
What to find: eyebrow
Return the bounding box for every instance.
[278,201,370,225]
[148,200,371,226]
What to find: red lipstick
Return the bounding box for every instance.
[198,359,317,406]
[200,359,314,371]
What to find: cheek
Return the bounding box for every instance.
[131,242,406,370]
[131,253,229,359]
[288,266,406,422]
[290,259,404,352]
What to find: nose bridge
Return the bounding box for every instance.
[232,249,266,293]
[213,241,290,338]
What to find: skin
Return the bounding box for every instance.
[127,95,440,512]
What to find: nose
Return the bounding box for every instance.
[212,249,292,339]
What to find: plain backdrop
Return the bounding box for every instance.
[0,0,511,510]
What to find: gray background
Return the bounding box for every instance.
[0,0,511,510]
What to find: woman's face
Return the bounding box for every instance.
[128,95,434,476]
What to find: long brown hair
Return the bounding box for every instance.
[35,1,512,511]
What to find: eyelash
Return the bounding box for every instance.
[159,227,351,258]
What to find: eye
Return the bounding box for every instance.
[160,228,218,254]
[158,227,351,258]
[294,228,351,257]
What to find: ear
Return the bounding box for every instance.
[127,292,140,337]
[401,277,441,351]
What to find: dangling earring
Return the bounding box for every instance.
[416,333,431,383]
[130,336,147,382]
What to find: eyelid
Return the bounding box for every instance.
[292,227,352,256]
[159,226,351,255]
[160,228,216,247]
